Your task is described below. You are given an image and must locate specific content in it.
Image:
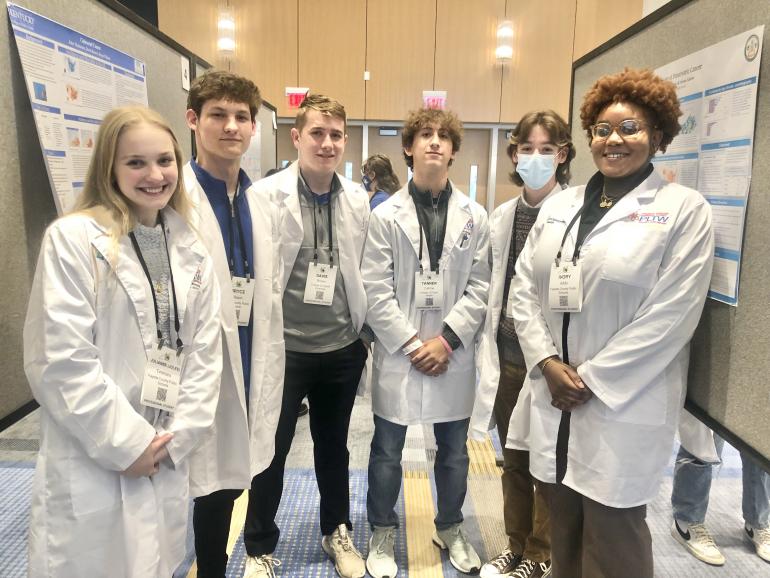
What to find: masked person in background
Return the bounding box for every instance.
[361,153,402,211]
[472,110,575,578]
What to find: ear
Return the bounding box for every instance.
[651,129,663,152]
[556,147,568,165]
[185,109,198,130]
[251,120,257,137]
[291,127,301,149]
[403,145,413,161]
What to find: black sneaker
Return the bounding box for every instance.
[511,558,551,578]
[480,548,522,577]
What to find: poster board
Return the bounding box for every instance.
[570,0,770,467]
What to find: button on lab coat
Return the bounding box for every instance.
[23,209,222,577]
[184,163,285,496]
[510,172,714,508]
[362,185,490,425]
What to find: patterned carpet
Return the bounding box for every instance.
[1,397,768,577]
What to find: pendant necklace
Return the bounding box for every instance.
[599,189,616,208]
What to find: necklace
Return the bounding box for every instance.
[599,190,616,208]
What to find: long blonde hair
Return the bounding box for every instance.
[73,106,190,242]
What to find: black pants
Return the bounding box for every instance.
[244,339,367,556]
[193,488,243,578]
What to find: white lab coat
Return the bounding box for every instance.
[678,408,720,462]
[23,209,222,578]
[469,187,561,440]
[510,171,714,508]
[184,164,285,495]
[253,161,370,330]
[362,185,490,425]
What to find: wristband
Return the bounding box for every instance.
[539,357,558,374]
[437,335,453,354]
[402,339,424,356]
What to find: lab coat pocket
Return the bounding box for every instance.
[69,455,120,516]
[600,223,667,289]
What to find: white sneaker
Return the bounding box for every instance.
[745,524,770,563]
[321,523,366,578]
[243,554,281,578]
[480,548,521,577]
[432,523,482,574]
[367,526,398,578]
[671,520,725,566]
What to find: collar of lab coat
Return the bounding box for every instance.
[390,182,473,266]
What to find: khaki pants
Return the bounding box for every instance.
[493,359,551,562]
[549,482,653,578]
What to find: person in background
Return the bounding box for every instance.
[471,109,575,578]
[23,106,222,577]
[509,68,714,578]
[362,107,490,577]
[361,153,401,210]
[670,411,770,565]
[247,94,371,578]
[183,70,285,578]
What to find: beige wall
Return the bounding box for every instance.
[573,0,644,61]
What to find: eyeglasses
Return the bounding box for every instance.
[590,119,651,140]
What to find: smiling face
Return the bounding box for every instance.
[113,122,178,226]
[186,98,254,165]
[591,101,661,179]
[292,109,347,181]
[404,122,455,175]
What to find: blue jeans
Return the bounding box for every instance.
[671,439,770,529]
[367,415,470,530]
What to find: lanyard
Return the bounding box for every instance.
[310,193,334,267]
[129,215,183,352]
[417,191,443,274]
[554,186,603,266]
[228,182,251,278]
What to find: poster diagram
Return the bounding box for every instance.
[7,3,148,214]
[653,25,764,306]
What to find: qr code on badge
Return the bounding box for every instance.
[425,297,433,307]
[559,295,568,308]
[156,387,167,402]
[316,290,325,300]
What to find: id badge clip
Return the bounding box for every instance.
[232,275,255,326]
[140,343,184,412]
[548,259,583,313]
[303,261,337,306]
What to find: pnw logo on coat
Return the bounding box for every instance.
[191,265,203,290]
[629,212,670,224]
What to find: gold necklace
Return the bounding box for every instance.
[599,190,616,208]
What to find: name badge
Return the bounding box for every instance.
[232,276,255,326]
[549,261,583,312]
[141,345,184,412]
[415,270,444,310]
[304,261,337,306]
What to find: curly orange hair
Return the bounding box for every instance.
[579,68,681,153]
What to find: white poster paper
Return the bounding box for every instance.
[653,26,764,305]
[7,3,149,214]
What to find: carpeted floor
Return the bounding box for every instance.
[1,395,768,577]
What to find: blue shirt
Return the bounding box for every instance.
[369,189,390,210]
[190,159,255,398]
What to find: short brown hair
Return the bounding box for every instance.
[295,93,347,132]
[506,110,575,187]
[580,67,681,153]
[187,70,261,121]
[401,108,463,169]
[362,154,401,194]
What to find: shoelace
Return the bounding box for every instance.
[253,555,281,578]
[689,523,719,549]
[752,526,770,544]
[490,548,516,570]
[334,529,362,556]
[511,559,536,578]
[373,528,395,554]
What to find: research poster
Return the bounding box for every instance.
[7,3,148,214]
[653,25,764,306]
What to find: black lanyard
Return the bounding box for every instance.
[311,193,334,267]
[228,182,251,278]
[417,192,443,274]
[554,186,603,266]
[129,215,183,352]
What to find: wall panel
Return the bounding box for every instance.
[434,0,505,122]
[298,0,366,118]
[158,0,217,66]
[365,0,436,120]
[500,1,576,123]
[573,0,643,61]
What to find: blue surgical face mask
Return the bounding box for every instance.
[515,152,557,191]
[361,174,373,191]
